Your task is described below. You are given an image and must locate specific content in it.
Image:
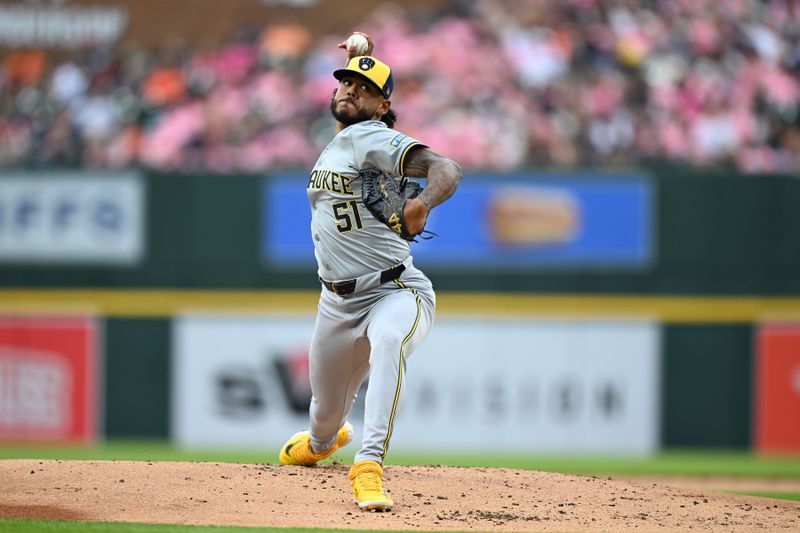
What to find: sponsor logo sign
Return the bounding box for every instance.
[755,323,800,453]
[0,0,128,48]
[172,316,324,446]
[0,172,145,264]
[391,319,661,454]
[172,315,660,454]
[0,316,99,442]
[263,173,654,270]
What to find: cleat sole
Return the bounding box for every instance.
[356,500,393,512]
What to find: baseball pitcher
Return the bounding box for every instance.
[278,32,461,512]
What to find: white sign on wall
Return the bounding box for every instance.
[391,320,661,454]
[172,315,660,455]
[0,173,145,264]
[172,315,318,448]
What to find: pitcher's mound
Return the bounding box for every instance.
[1,459,797,532]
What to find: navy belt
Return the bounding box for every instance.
[321,264,406,296]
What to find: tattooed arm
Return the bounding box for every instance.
[401,147,462,235]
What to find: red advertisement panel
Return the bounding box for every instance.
[755,324,800,453]
[0,316,98,443]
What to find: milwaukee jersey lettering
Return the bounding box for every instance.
[308,120,424,281]
[307,170,354,195]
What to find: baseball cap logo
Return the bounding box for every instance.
[359,57,375,71]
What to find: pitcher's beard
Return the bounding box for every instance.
[330,98,374,126]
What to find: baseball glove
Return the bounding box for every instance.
[360,168,424,241]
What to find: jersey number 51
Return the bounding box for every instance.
[333,200,364,233]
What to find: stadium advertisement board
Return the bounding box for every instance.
[171,315,317,448]
[263,173,654,270]
[0,172,145,264]
[755,323,800,453]
[0,315,99,443]
[390,319,660,454]
[0,0,443,50]
[172,315,660,454]
[0,0,128,48]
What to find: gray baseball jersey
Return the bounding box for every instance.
[307,120,425,281]
[301,119,436,465]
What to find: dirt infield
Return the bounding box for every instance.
[1,459,798,532]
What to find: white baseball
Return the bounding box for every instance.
[345,34,370,56]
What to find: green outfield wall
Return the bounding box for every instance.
[1,169,799,293]
[1,168,797,448]
[99,317,755,448]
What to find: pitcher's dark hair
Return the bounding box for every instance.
[380,109,397,128]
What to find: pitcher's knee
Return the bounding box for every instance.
[371,329,408,351]
[369,336,412,368]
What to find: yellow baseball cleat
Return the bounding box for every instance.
[349,460,393,511]
[279,421,354,466]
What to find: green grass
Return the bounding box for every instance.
[1,441,799,478]
[393,450,800,477]
[0,521,408,533]
[727,490,800,501]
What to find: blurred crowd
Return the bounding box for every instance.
[1,0,798,174]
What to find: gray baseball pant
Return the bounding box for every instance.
[307,259,435,463]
